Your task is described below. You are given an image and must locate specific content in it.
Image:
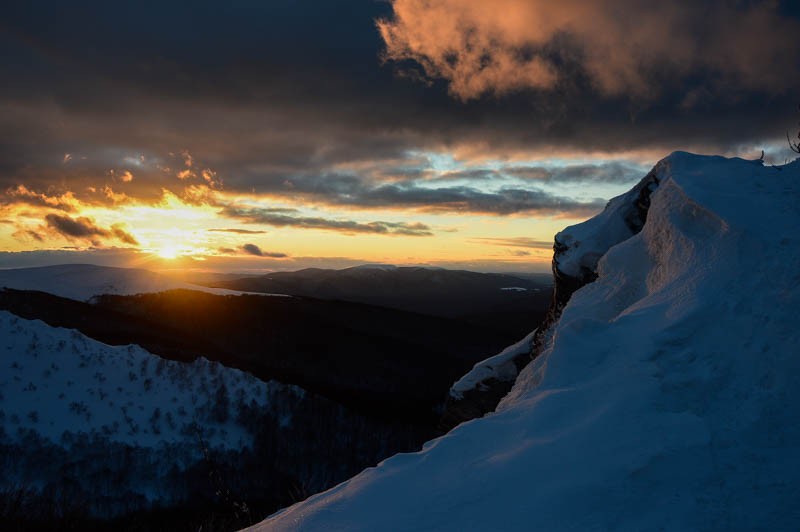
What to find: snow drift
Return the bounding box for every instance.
[250,152,800,531]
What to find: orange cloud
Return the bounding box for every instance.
[378,0,800,100]
[4,185,80,212]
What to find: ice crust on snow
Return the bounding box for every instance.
[0,263,287,302]
[250,152,800,531]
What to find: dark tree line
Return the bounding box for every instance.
[0,384,428,531]
[789,104,800,154]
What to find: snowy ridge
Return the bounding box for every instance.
[0,310,299,449]
[554,157,662,279]
[251,152,800,531]
[0,263,287,302]
[0,310,310,516]
[449,330,535,400]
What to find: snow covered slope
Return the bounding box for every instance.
[0,310,296,450]
[251,152,800,531]
[0,310,305,516]
[0,263,282,301]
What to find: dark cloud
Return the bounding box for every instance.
[379,0,800,100]
[470,237,554,249]
[334,183,605,216]
[0,0,798,222]
[249,171,608,215]
[504,162,645,184]
[240,243,287,258]
[221,206,433,236]
[0,148,634,219]
[208,228,268,235]
[43,213,138,245]
[110,226,138,246]
[241,243,262,256]
[45,214,105,238]
[434,169,501,182]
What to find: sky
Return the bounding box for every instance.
[1,0,798,274]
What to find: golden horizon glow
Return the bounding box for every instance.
[0,149,651,273]
[0,188,570,271]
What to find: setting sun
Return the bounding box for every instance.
[1,1,799,530]
[156,244,181,260]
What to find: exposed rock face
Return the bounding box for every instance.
[437,332,535,433]
[439,160,665,433]
[438,377,515,432]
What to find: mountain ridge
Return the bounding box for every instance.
[251,152,800,531]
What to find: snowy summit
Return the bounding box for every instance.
[249,152,800,531]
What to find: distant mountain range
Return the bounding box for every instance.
[0,264,552,420]
[205,265,553,337]
[0,263,553,528]
[0,263,255,301]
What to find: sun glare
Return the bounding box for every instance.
[157,244,181,260]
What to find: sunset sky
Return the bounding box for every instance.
[2,0,799,273]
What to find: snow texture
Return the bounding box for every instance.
[0,263,287,302]
[449,330,535,400]
[251,152,800,531]
[554,158,661,278]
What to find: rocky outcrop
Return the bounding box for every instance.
[438,377,515,432]
[438,332,536,433]
[531,160,663,357]
[439,160,665,433]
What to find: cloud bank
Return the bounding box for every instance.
[378,0,800,100]
[220,206,434,236]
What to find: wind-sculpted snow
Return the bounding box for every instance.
[251,153,800,531]
[552,158,662,281]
